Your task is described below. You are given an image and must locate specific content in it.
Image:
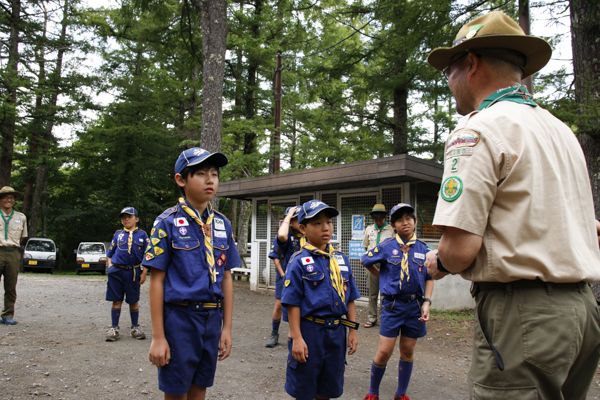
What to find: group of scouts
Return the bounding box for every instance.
[2,10,600,400]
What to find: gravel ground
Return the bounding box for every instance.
[0,274,599,400]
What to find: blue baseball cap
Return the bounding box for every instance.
[390,203,415,220]
[174,147,228,175]
[297,200,339,224]
[285,206,301,219]
[119,207,138,217]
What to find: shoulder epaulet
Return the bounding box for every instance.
[138,229,148,235]
[213,210,231,222]
[114,229,123,235]
[288,249,303,264]
[379,237,395,245]
[332,248,347,257]
[157,206,177,220]
[416,239,428,246]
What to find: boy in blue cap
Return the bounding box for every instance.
[105,207,149,341]
[281,199,360,400]
[266,205,303,348]
[145,147,242,400]
[361,203,433,400]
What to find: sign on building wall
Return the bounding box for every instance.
[348,241,365,259]
[351,215,365,240]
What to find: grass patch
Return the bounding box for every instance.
[431,307,474,321]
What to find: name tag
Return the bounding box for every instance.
[414,253,425,260]
[339,265,349,272]
[214,230,227,238]
[214,218,225,231]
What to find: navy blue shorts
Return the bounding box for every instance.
[158,303,223,395]
[275,273,285,299]
[285,318,346,400]
[379,296,427,339]
[105,266,141,304]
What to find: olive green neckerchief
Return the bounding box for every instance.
[1,210,14,241]
[374,222,388,246]
[478,84,537,111]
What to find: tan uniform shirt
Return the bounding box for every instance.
[433,101,600,283]
[0,210,27,248]
[362,223,395,251]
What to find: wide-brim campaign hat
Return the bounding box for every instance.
[175,147,228,175]
[370,204,388,215]
[0,186,22,200]
[428,11,552,78]
[119,207,138,217]
[390,203,415,219]
[298,200,339,225]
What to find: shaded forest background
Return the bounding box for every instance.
[0,0,596,270]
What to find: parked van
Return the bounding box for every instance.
[22,237,58,274]
[76,242,107,275]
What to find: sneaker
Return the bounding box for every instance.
[394,395,410,400]
[0,318,18,325]
[265,332,279,348]
[363,395,379,400]
[130,325,146,340]
[106,326,120,341]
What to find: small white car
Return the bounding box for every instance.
[22,237,58,274]
[75,242,107,275]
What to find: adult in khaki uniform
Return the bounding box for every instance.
[0,187,27,325]
[361,204,395,327]
[424,11,600,400]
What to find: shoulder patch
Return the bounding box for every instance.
[441,176,463,202]
[157,206,177,220]
[379,237,395,246]
[446,129,480,153]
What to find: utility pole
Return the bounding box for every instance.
[519,0,533,93]
[270,51,282,174]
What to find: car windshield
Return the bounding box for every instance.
[26,240,55,252]
[78,244,105,254]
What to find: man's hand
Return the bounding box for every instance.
[425,250,449,280]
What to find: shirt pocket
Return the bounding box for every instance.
[171,239,202,278]
[386,257,402,288]
[302,272,327,311]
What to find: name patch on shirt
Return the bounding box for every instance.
[14,218,21,224]
[414,253,425,260]
[339,265,349,272]
[214,230,227,238]
[214,218,225,231]
[301,256,315,265]
[446,129,480,152]
[174,218,189,227]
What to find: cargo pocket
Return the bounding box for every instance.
[171,239,201,277]
[287,338,298,369]
[518,304,577,374]
[473,383,538,400]
[302,272,326,310]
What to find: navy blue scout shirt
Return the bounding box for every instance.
[268,231,302,270]
[107,229,149,266]
[361,236,432,296]
[142,199,242,304]
[282,247,361,318]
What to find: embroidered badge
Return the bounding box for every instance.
[14,218,20,224]
[374,247,379,253]
[445,147,473,159]
[306,265,315,273]
[285,279,291,287]
[154,247,164,256]
[344,283,348,292]
[153,219,159,227]
[392,249,399,255]
[138,238,143,243]
[151,237,161,246]
[215,230,227,238]
[336,255,344,264]
[216,253,226,267]
[368,252,373,257]
[118,233,124,240]
[446,129,480,152]
[214,218,226,231]
[145,244,152,252]
[301,256,315,265]
[158,229,167,238]
[145,253,154,261]
[419,267,422,273]
[174,218,189,227]
[441,176,463,202]
[178,227,188,236]
[414,253,425,260]
[450,157,459,172]
[151,228,156,236]
[370,231,375,236]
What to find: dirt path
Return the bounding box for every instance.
[1,274,599,400]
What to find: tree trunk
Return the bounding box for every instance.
[0,0,21,186]
[392,53,408,155]
[237,200,251,257]
[191,0,228,153]
[570,0,600,300]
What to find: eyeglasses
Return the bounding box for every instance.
[442,53,468,79]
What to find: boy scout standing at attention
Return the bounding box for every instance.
[424,11,600,400]
[266,205,303,348]
[361,204,395,328]
[0,186,27,325]
[105,207,149,341]
[281,199,360,400]
[361,203,433,400]
[145,147,242,400]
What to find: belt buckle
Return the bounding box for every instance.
[324,318,336,328]
[409,294,417,301]
[192,302,204,310]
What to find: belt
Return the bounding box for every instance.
[113,264,141,281]
[383,293,422,303]
[471,279,585,297]
[303,316,359,330]
[0,247,17,252]
[168,300,222,310]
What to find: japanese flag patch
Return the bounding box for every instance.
[174,217,189,227]
[301,256,315,265]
